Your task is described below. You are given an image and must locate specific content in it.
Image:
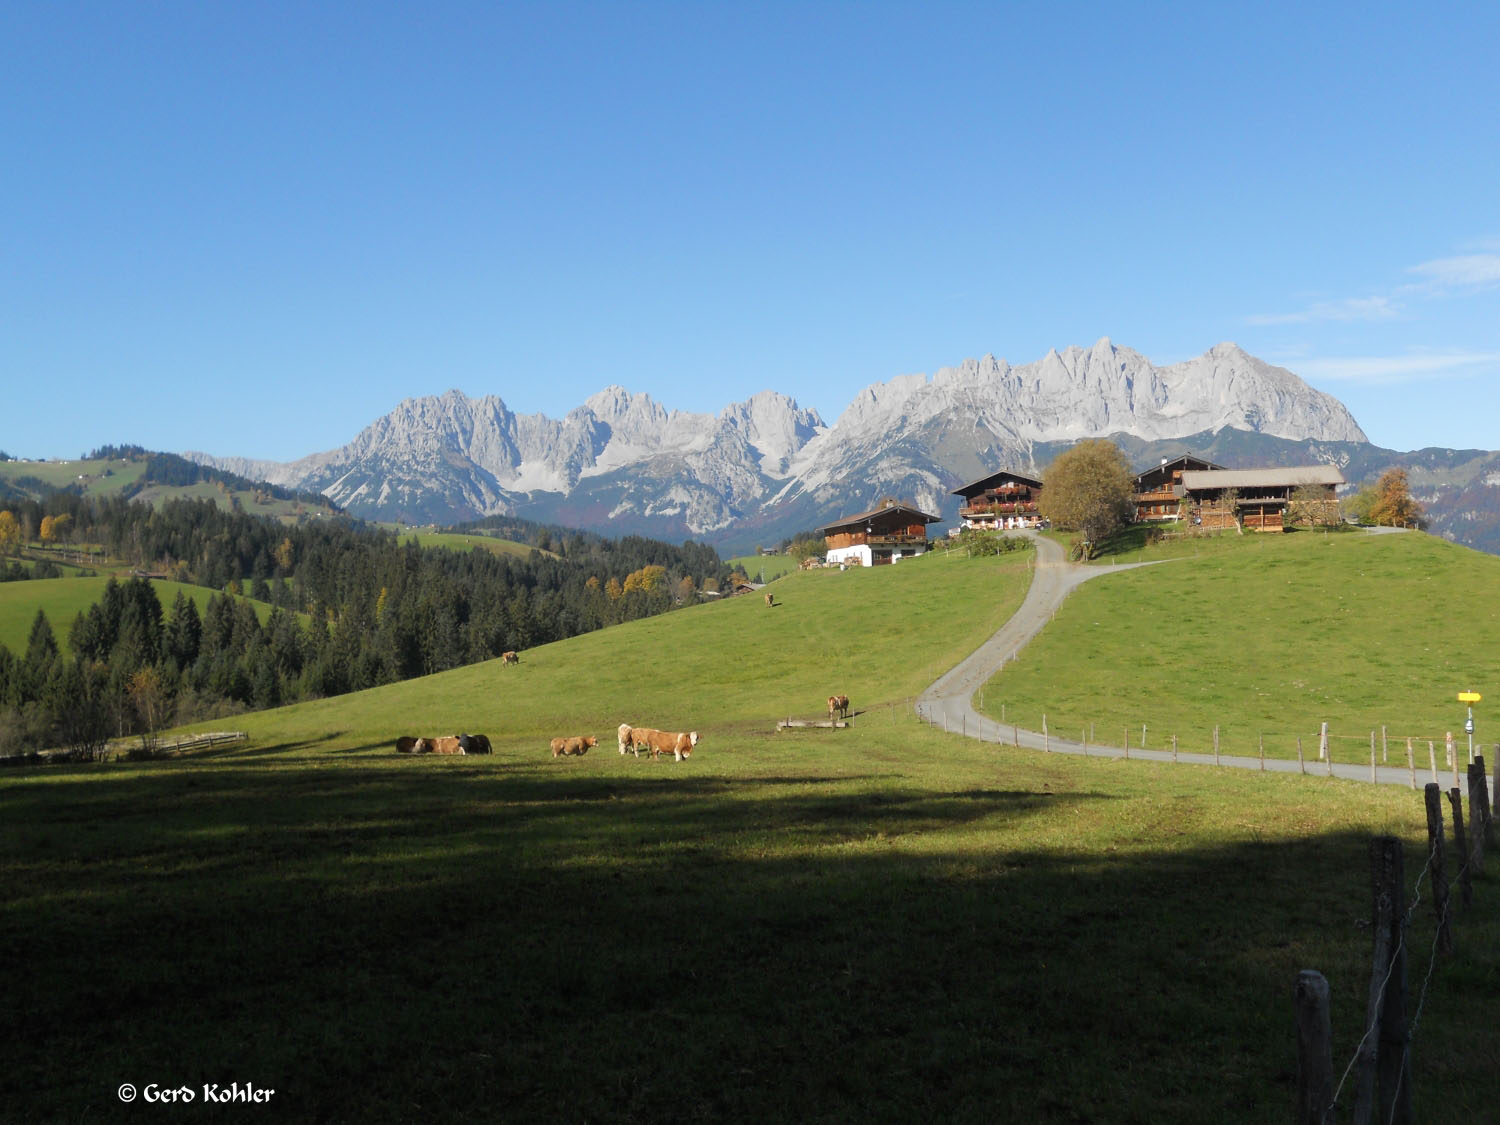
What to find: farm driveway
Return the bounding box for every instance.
[915,533,1429,788]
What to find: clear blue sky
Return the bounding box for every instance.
[3,2,1498,462]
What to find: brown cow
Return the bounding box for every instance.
[550,735,597,757]
[644,729,698,761]
[395,736,420,753]
[501,651,519,666]
[628,727,660,756]
[827,694,850,721]
[765,591,774,607]
[425,735,466,755]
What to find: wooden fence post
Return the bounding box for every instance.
[1450,733,1461,791]
[1448,789,1473,910]
[1353,836,1413,1125]
[1213,725,1220,766]
[1382,725,1388,764]
[1406,738,1416,791]
[1370,731,1377,783]
[1319,721,1329,761]
[1466,759,1490,873]
[1429,741,1438,786]
[1294,970,1334,1125]
[1042,714,1048,752]
[1423,784,1453,955]
[1259,732,1265,771]
[1172,734,1178,763]
[1298,736,1306,775]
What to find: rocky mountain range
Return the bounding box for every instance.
[187,338,1500,555]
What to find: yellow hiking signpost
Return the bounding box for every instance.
[1459,691,1481,761]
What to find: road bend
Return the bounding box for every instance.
[914,533,1428,789]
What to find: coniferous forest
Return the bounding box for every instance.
[0,491,733,759]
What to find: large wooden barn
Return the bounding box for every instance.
[951,470,1044,530]
[1133,454,1223,522]
[817,498,942,567]
[1177,466,1345,531]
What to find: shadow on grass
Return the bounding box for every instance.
[2,762,1488,1124]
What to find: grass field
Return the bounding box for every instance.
[4,540,1498,1122]
[729,553,799,581]
[980,529,1500,765]
[397,530,550,559]
[0,576,283,654]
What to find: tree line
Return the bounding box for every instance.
[0,493,732,758]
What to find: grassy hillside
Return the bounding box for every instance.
[729,553,799,581]
[982,529,1500,764]
[397,529,552,560]
[0,576,282,654]
[4,541,1497,1122]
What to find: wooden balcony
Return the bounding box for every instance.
[825,531,930,551]
[959,501,1039,519]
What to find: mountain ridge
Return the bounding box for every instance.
[181,338,1500,553]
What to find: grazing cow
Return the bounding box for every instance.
[550,735,597,757]
[628,727,660,756]
[617,723,636,756]
[765,591,774,607]
[502,651,520,666]
[827,694,850,721]
[395,736,420,753]
[644,729,699,761]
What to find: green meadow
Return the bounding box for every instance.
[982,529,1500,764]
[0,576,282,654]
[4,537,1498,1122]
[397,529,551,559]
[729,553,800,581]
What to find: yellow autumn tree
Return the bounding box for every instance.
[0,510,19,555]
[622,565,667,595]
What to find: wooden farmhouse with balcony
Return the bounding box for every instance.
[1133,454,1223,522]
[1178,466,1345,531]
[817,498,941,567]
[951,470,1045,530]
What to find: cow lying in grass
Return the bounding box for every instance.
[397,734,489,755]
[550,735,597,757]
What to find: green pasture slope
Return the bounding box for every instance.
[5,541,1498,1122]
[730,552,799,581]
[983,528,1500,764]
[0,576,280,654]
[397,529,550,559]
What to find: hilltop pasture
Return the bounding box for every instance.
[4,538,1498,1122]
[983,529,1500,764]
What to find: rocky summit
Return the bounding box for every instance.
[188,339,1374,547]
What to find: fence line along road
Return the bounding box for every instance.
[914,533,1425,789]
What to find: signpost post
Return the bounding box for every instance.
[1459,691,1482,764]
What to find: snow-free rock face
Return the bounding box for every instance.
[186,339,1368,538]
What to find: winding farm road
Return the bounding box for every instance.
[914,532,1438,789]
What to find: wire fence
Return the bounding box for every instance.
[1297,757,1494,1124]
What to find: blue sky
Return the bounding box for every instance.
[3,2,1498,462]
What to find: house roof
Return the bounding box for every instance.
[1178,466,1345,490]
[951,469,1043,496]
[816,501,942,534]
[1133,454,1224,484]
